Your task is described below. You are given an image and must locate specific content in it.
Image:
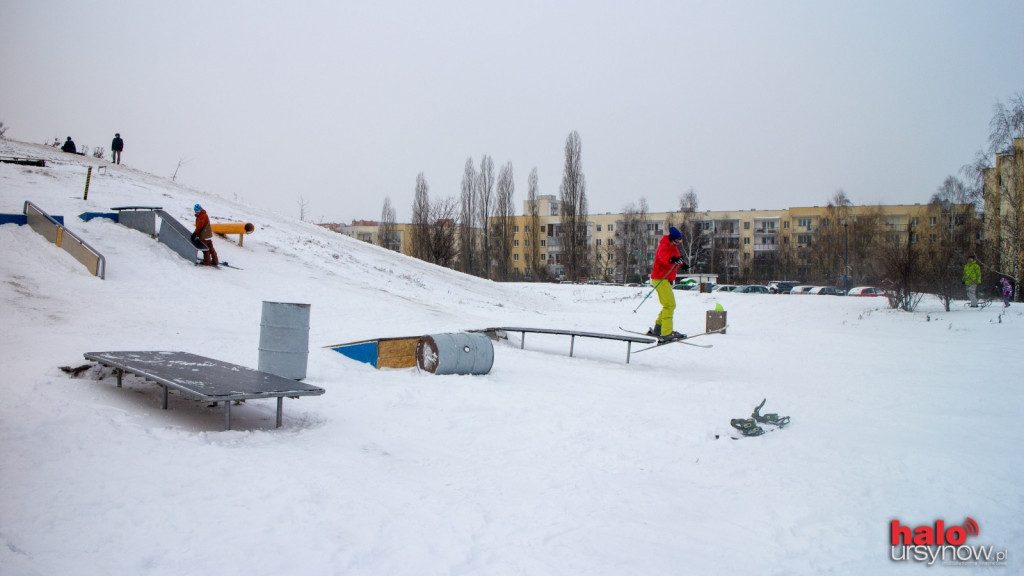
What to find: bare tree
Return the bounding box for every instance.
[492,162,516,281]
[808,190,852,285]
[615,198,649,284]
[171,158,190,182]
[982,93,1024,298]
[877,223,925,311]
[526,167,544,281]
[988,91,1024,155]
[427,197,459,267]
[378,197,399,251]
[459,158,479,275]
[558,131,589,282]
[410,172,432,261]
[476,155,495,278]
[0,121,8,139]
[675,188,707,272]
[298,195,310,222]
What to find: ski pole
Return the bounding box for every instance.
[632,262,680,313]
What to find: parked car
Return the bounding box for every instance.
[672,282,694,291]
[768,280,802,294]
[807,286,842,295]
[734,285,771,294]
[712,284,738,292]
[847,286,886,297]
[789,285,815,295]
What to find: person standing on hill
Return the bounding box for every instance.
[647,226,689,342]
[111,133,124,164]
[963,255,981,307]
[191,204,219,266]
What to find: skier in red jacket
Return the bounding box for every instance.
[648,226,688,342]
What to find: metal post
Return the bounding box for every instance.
[843,221,849,294]
[570,335,576,357]
[162,385,168,409]
[276,397,283,428]
[83,166,92,200]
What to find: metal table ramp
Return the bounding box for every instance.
[84,351,325,430]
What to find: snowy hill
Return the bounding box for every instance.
[1,139,1021,575]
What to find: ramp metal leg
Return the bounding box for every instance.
[224,401,231,430]
[162,385,168,409]
[627,342,633,364]
[116,369,123,388]
[570,335,576,357]
[276,397,283,428]
[520,332,526,349]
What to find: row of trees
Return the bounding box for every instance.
[387,131,593,283]
[374,91,1022,310]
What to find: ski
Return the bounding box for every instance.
[194,261,242,270]
[620,326,727,352]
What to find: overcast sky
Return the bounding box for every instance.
[2,0,1022,223]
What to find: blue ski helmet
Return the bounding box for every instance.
[668,226,682,240]
[194,203,202,213]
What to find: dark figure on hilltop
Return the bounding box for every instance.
[111,133,124,164]
[61,137,77,154]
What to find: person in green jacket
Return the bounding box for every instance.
[963,255,981,307]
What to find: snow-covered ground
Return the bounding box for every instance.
[1,140,1021,575]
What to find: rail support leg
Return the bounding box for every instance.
[224,401,232,430]
[276,397,283,428]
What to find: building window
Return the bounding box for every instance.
[514,225,519,233]
[929,233,937,243]
[596,238,602,246]
[798,218,812,228]
[784,221,789,229]
[744,237,750,245]
[596,224,602,232]
[541,240,546,247]
[513,253,519,261]
[514,239,519,247]
[911,217,919,226]
[608,224,614,232]
[744,221,751,230]
[929,216,937,226]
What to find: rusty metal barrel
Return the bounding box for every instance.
[416,332,494,375]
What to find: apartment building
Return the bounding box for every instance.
[324,196,969,283]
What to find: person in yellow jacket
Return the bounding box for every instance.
[963,255,981,307]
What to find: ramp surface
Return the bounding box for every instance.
[84,351,325,429]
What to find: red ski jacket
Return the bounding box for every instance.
[651,235,681,281]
